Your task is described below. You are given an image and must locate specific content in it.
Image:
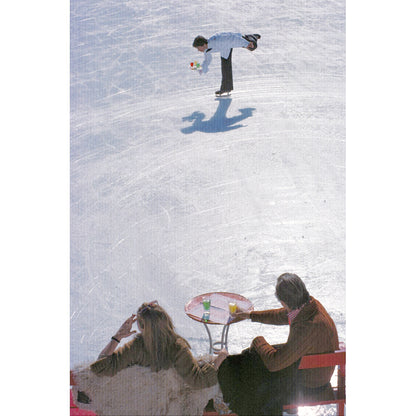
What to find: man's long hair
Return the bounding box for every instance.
[137,302,190,372]
[275,273,310,310]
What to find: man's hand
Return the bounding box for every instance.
[230,308,251,323]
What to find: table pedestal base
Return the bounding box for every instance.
[203,322,230,354]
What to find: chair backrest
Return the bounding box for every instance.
[298,346,346,390]
[298,349,346,370]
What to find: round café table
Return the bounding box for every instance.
[185,292,254,354]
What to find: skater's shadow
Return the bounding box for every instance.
[181,98,255,134]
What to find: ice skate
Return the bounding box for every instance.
[243,34,260,50]
[215,90,231,97]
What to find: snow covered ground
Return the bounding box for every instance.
[71,0,345,414]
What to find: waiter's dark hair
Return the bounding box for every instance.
[275,273,310,310]
[193,36,208,47]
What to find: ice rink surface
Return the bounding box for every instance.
[71,1,345,414]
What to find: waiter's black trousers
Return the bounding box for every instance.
[220,49,233,92]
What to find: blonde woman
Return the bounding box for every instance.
[91,301,228,388]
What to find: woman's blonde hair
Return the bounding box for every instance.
[137,301,190,372]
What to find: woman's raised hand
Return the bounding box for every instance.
[114,314,137,340]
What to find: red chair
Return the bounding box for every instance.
[282,344,346,415]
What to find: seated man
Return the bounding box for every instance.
[218,273,339,416]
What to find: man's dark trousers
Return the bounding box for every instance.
[220,49,233,92]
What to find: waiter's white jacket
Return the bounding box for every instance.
[201,32,250,73]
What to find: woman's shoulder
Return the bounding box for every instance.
[127,334,144,350]
[171,337,194,368]
[174,336,191,351]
